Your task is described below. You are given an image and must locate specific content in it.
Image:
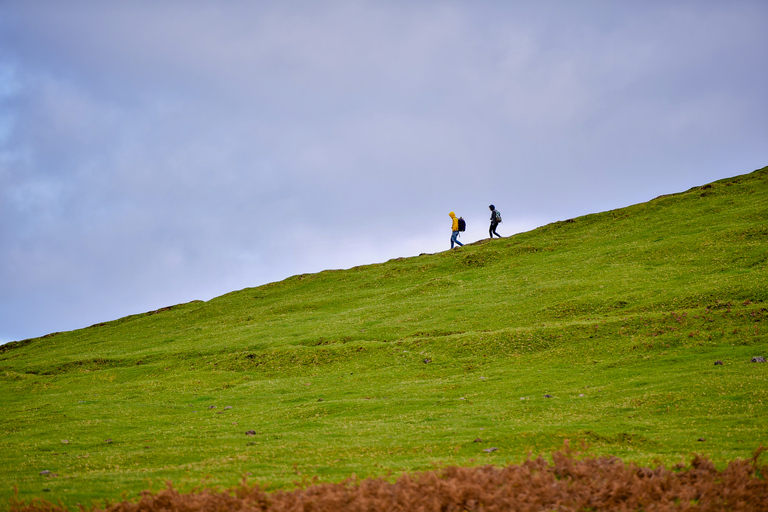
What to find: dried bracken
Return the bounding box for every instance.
[12,446,768,512]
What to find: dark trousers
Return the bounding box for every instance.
[451,231,464,248]
[489,221,501,238]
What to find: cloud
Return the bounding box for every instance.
[0,0,766,342]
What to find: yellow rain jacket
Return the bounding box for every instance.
[449,212,459,231]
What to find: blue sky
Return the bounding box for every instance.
[1,1,767,343]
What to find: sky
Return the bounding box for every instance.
[1,1,767,344]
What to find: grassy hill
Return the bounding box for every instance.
[2,166,767,508]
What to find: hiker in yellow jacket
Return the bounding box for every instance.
[449,211,464,249]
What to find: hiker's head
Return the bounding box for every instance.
[489,205,495,210]
[449,211,456,218]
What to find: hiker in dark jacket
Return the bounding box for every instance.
[489,204,501,238]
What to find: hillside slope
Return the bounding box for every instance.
[2,166,767,508]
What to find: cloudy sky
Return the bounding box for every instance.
[1,1,766,343]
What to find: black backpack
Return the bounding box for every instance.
[458,217,466,232]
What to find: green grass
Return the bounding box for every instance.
[2,166,768,509]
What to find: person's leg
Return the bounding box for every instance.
[451,231,463,247]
